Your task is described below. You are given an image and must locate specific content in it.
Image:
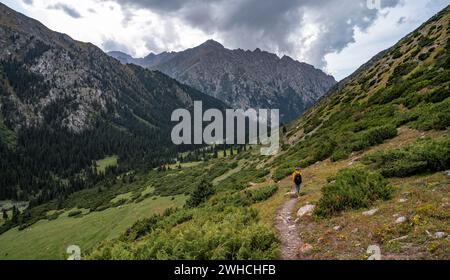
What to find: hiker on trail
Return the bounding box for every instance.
[292,168,302,195]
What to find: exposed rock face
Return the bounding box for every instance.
[109,40,336,122]
[0,3,223,133]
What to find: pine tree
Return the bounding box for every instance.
[2,209,7,220]
[11,205,19,223]
[213,145,218,158]
[186,179,214,208]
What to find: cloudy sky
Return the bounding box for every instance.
[2,0,449,80]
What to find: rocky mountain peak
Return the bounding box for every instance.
[199,39,224,49]
[109,41,336,122]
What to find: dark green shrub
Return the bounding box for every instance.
[331,149,350,162]
[122,215,161,241]
[219,167,269,191]
[388,62,418,85]
[363,137,450,177]
[402,92,424,109]
[391,48,403,59]
[418,36,434,47]
[272,167,293,182]
[47,211,61,221]
[424,86,450,103]
[89,206,279,260]
[304,117,321,134]
[312,139,335,162]
[246,185,278,203]
[67,210,82,217]
[186,179,215,208]
[412,99,450,130]
[314,168,393,218]
[369,82,409,104]
[121,210,193,241]
[418,52,430,61]
[350,125,397,152]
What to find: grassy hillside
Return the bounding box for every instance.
[271,6,450,178]
[0,195,185,260]
[0,6,449,260]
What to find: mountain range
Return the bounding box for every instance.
[109,40,336,122]
[0,3,225,202]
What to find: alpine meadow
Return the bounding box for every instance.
[0,0,449,264]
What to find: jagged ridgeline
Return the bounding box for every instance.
[274,5,450,180]
[0,3,226,202]
[109,41,336,123]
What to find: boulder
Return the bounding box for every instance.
[297,204,315,218]
[285,192,298,198]
[362,208,378,216]
[395,216,407,224]
[299,243,313,254]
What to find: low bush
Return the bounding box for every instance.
[88,206,279,260]
[387,62,418,85]
[424,85,450,103]
[67,210,82,217]
[363,137,450,177]
[186,179,214,208]
[349,125,397,152]
[330,149,351,162]
[411,99,450,130]
[121,209,193,242]
[219,167,269,191]
[245,185,278,203]
[418,52,430,61]
[314,168,393,218]
[272,167,292,182]
[47,211,62,221]
[303,117,322,134]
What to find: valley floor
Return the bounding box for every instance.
[0,195,186,259]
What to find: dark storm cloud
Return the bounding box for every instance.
[47,3,82,18]
[108,0,402,68]
[102,39,132,54]
[397,16,406,25]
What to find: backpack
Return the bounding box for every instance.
[294,173,302,185]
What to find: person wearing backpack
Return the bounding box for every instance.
[292,168,303,195]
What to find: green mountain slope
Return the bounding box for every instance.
[1,5,449,260]
[0,3,226,203]
[274,5,450,178]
